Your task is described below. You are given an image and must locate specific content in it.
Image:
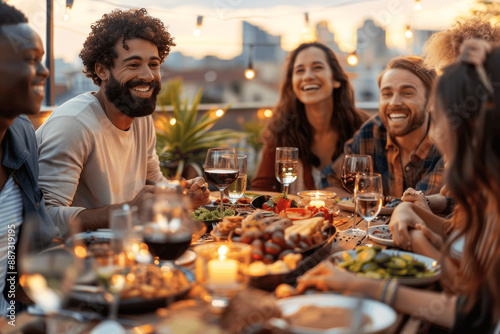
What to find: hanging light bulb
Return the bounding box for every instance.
[405,25,413,39]
[347,51,358,66]
[414,0,422,11]
[193,15,203,37]
[302,12,315,42]
[63,0,74,21]
[245,45,255,80]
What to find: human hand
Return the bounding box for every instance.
[182,177,211,209]
[401,187,429,210]
[389,202,425,250]
[296,260,357,294]
[459,38,492,67]
[414,223,444,251]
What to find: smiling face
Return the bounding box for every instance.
[0,23,48,118]
[101,38,161,117]
[292,46,340,107]
[378,68,429,137]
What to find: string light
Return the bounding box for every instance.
[193,15,203,37]
[169,118,176,125]
[302,12,315,42]
[63,0,75,21]
[245,44,255,80]
[405,25,413,38]
[414,0,422,11]
[347,51,358,66]
[215,109,224,117]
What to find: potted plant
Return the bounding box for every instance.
[154,80,247,180]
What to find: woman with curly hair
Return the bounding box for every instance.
[251,42,369,194]
[36,8,209,235]
[298,48,500,333]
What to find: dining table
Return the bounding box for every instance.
[0,190,444,334]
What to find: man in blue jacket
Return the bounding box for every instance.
[0,3,60,317]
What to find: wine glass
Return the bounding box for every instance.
[142,189,193,267]
[204,148,239,217]
[224,154,247,205]
[341,154,373,236]
[91,209,132,333]
[355,173,384,231]
[275,147,298,195]
[18,215,81,333]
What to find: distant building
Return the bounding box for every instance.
[315,21,342,55]
[412,29,437,56]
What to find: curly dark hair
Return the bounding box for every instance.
[80,8,175,86]
[0,2,28,27]
[265,42,366,167]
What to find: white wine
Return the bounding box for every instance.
[356,193,383,222]
[224,174,247,203]
[20,249,76,313]
[275,161,298,185]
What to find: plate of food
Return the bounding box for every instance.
[368,225,395,247]
[70,264,194,313]
[337,197,395,215]
[277,294,397,334]
[330,246,441,286]
[191,206,236,232]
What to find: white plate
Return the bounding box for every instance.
[175,249,197,267]
[338,198,394,215]
[330,249,441,286]
[278,294,397,334]
[368,225,395,247]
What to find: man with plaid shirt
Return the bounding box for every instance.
[324,56,444,198]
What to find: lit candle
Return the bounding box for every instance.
[310,200,325,208]
[207,245,238,285]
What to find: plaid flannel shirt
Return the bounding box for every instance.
[323,115,444,197]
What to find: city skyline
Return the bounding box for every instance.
[9,0,473,63]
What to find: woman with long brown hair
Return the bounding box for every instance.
[297,48,500,333]
[251,42,369,194]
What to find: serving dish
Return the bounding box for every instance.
[277,294,397,334]
[330,249,441,286]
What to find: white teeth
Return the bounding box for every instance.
[389,113,408,122]
[302,84,320,91]
[33,85,44,94]
[132,87,150,92]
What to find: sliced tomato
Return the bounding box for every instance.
[284,208,313,220]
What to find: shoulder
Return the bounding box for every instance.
[355,114,385,138]
[10,115,37,145]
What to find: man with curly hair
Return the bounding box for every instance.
[36,9,209,235]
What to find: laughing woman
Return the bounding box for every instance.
[250,42,369,194]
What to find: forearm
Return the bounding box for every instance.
[76,204,125,231]
[427,194,450,214]
[411,204,448,237]
[350,279,456,328]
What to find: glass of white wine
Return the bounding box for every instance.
[224,154,247,205]
[355,173,384,234]
[19,215,82,334]
[275,147,298,195]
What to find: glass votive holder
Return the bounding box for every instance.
[194,242,252,312]
[297,190,338,211]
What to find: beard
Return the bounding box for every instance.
[104,72,161,117]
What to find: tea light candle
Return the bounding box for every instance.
[207,245,238,285]
[310,199,325,208]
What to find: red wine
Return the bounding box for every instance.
[204,169,239,188]
[144,233,192,261]
[341,172,356,194]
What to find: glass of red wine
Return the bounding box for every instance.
[341,154,373,236]
[142,185,193,268]
[204,148,239,218]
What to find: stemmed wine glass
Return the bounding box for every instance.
[275,147,298,195]
[142,188,193,267]
[341,154,373,236]
[19,215,82,334]
[204,148,239,217]
[224,154,247,206]
[355,173,384,232]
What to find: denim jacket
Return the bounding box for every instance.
[2,115,60,246]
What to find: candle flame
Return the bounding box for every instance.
[218,245,228,261]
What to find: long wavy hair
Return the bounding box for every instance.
[437,47,500,310]
[265,42,365,167]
